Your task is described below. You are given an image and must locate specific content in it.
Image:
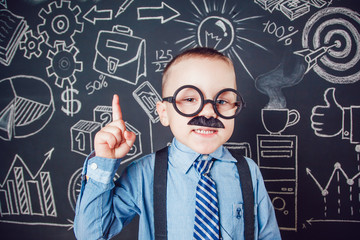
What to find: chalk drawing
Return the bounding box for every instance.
[71,120,101,156]
[83,5,113,25]
[93,25,146,85]
[175,0,268,80]
[46,42,83,88]
[152,49,173,72]
[137,2,180,24]
[297,7,360,84]
[85,75,108,95]
[0,75,55,141]
[115,0,134,18]
[0,0,6,8]
[224,142,252,159]
[262,108,300,135]
[133,81,162,124]
[254,0,326,21]
[20,30,45,59]
[262,20,298,46]
[255,52,306,109]
[257,134,298,231]
[0,9,28,66]
[70,106,143,162]
[311,88,344,138]
[37,0,84,48]
[61,84,82,117]
[306,162,360,222]
[0,149,57,219]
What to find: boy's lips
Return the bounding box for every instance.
[192,127,218,136]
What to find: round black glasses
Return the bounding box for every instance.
[162,85,245,119]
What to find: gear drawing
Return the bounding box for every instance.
[20,30,45,59]
[37,0,83,48]
[46,42,83,88]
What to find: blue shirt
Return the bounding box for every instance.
[74,138,281,240]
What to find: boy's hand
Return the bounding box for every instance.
[94,94,136,159]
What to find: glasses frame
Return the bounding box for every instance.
[162,85,245,119]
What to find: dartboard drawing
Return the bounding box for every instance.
[301,7,360,84]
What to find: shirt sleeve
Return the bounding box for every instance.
[252,162,282,240]
[73,152,141,240]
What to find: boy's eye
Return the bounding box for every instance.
[184,98,196,103]
[217,99,229,105]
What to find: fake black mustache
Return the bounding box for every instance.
[188,116,225,129]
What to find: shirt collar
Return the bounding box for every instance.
[168,138,236,174]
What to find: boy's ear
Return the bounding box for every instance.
[156,101,170,126]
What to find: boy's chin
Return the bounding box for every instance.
[188,143,222,155]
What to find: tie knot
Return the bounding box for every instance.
[194,158,214,176]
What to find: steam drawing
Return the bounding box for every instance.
[255,52,306,109]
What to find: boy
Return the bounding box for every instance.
[74,47,281,239]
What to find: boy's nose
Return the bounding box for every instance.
[199,102,217,118]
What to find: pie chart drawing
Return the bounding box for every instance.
[0,75,55,141]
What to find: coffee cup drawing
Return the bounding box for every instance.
[262,108,300,135]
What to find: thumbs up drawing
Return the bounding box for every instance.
[311,88,343,137]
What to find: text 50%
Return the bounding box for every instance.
[86,75,108,95]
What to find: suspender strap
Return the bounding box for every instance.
[229,149,255,240]
[154,147,254,240]
[154,147,168,240]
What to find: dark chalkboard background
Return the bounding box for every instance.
[1,0,360,239]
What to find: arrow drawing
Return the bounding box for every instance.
[83,5,113,25]
[0,148,54,188]
[137,2,180,24]
[306,218,360,225]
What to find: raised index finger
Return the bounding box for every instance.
[112,94,123,121]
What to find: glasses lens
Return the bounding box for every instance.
[174,87,202,116]
[216,90,243,118]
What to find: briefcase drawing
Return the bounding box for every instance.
[93,25,146,85]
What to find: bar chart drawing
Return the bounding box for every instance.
[0,149,58,224]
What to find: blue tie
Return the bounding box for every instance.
[193,158,220,240]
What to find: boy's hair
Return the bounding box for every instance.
[161,47,234,94]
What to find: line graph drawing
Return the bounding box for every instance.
[306,163,360,197]
[306,162,360,221]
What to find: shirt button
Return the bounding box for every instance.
[90,163,98,170]
[236,208,242,219]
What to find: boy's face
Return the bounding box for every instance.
[156,57,237,154]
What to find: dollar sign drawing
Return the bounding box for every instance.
[61,86,81,116]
